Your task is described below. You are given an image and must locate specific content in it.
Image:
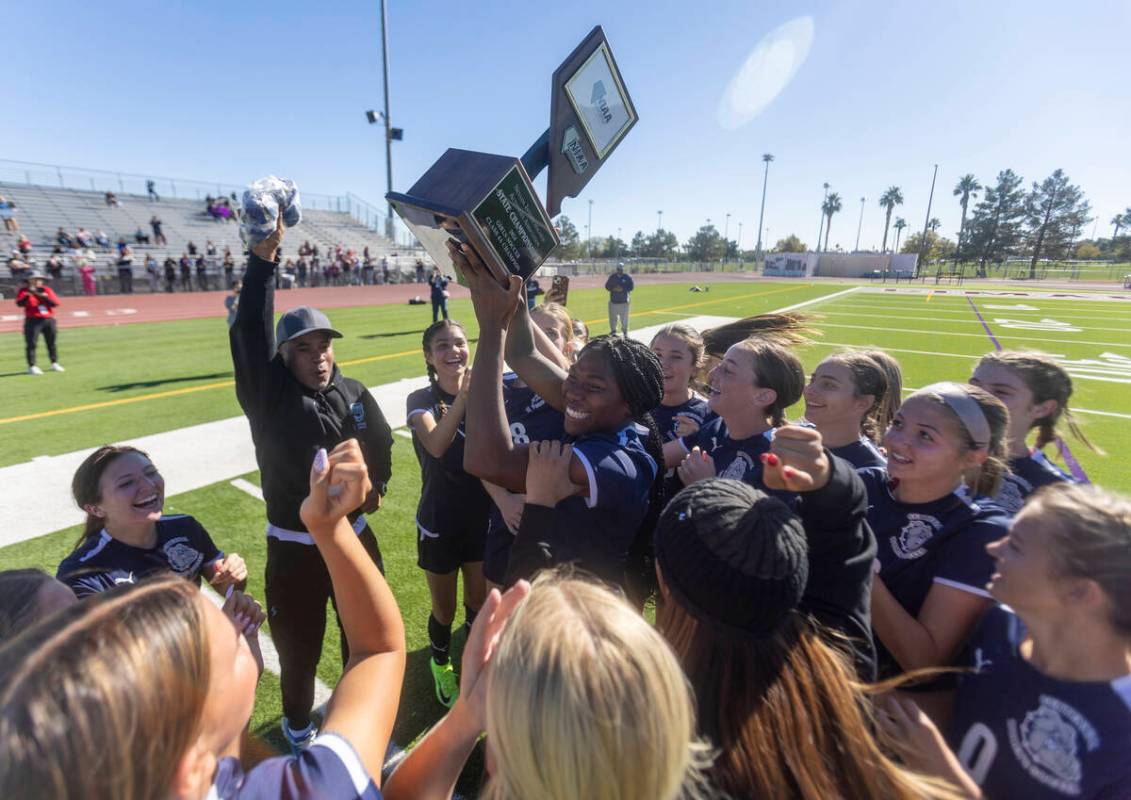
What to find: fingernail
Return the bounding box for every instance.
[783,467,794,477]
[313,448,328,475]
[766,453,779,466]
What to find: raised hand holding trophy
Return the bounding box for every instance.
[387,26,637,287]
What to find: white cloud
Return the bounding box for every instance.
[717,16,814,130]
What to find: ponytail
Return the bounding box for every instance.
[421,319,466,420]
[733,338,805,427]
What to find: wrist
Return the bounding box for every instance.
[447,697,484,739]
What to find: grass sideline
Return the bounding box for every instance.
[3,280,1130,794]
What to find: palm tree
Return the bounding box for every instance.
[893,217,908,251]
[953,174,981,262]
[821,192,843,251]
[879,186,904,252]
[1114,211,1131,240]
[928,217,941,232]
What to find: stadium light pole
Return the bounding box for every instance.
[587,199,593,259]
[918,164,939,271]
[816,182,829,252]
[723,212,731,263]
[855,196,865,252]
[379,0,395,240]
[657,210,663,232]
[755,153,773,258]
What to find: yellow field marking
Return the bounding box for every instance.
[2,284,819,426]
[926,290,935,302]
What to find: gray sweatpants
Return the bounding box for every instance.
[609,301,630,335]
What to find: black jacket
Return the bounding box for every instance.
[230,252,393,533]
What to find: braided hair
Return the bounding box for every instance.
[422,319,466,419]
[579,335,668,552]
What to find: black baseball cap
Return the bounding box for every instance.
[275,306,342,345]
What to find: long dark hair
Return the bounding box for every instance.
[71,445,150,547]
[421,319,466,419]
[579,336,667,552]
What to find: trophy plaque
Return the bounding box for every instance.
[387,26,638,287]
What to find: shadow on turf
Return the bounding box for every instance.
[96,371,233,392]
[358,329,426,340]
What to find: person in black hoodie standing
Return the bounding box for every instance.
[230,216,393,754]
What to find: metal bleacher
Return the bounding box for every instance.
[1,180,428,295]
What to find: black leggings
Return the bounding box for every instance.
[264,526,384,727]
[24,317,58,366]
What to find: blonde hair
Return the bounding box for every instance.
[530,302,574,351]
[0,576,208,800]
[731,338,806,427]
[909,384,1009,496]
[976,350,1101,453]
[1025,483,1131,636]
[483,573,710,800]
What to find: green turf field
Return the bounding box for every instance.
[3,278,1129,793]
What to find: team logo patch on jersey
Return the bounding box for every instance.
[995,477,1026,515]
[525,394,546,414]
[1008,695,1099,796]
[162,537,204,576]
[891,513,941,560]
[350,401,367,430]
[718,452,755,481]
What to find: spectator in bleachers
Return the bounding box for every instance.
[0,195,18,232]
[341,251,353,286]
[104,190,119,207]
[223,251,236,288]
[94,229,110,249]
[56,227,74,248]
[75,249,97,296]
[195,253,209,291]
[206,240,217,257]
[75,227,93,248]
[133,227,150,245]
[17,233,32,255]
[311,242,319,260]
[45,253,65,287]
[297,256,308,287]
[116,244,134,293]
[146,179,159,201]
[8,255,30,282]
[163,256,176,292]
[187,240,197,256]
[149,215,166,245]
[178,253,192,291]
[310,252,321,287]
[328,256,341,287]
[382,256,390,284]
[145,253,160,292]
[415,258,426,283]
[362,251,374,285]
[299,240,312,258]
[116,237,128,255]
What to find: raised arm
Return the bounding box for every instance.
[504,297,568,410]
[410,378,469,460]
[229,219,283,418]
[300,440,406,787]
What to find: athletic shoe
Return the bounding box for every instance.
[27,365,43,375]
[430,658,459,708]
[50,363,65,372]
[281,717,318,755]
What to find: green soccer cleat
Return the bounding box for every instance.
[430,657,459,708]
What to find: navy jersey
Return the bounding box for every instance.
[211,733,382,799]
[406,384,490,532]
[831,437,887,470]
[547,423,657,583]
[994,450,1076,516]
[948,606,1131,798]
[679,416,795,505]
[57,514,222,599]
[652,394,709,499]
[486,373,564,537]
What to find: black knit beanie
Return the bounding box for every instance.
[654,478,808,639]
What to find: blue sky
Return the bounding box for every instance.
[3,0,1129,250]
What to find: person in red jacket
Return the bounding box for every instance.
[16,272,64,375]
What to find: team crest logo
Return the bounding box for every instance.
[162,537,204,576]
[996,478,1025,514]
[719,452,755,481]
[350,401,367,431]
[527,394,545,413]
[1008,695,1098,795]
[891,514,940,560]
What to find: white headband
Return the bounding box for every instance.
[912,382,991,448]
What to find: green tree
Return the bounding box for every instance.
[1025,169,1091,279]
[1075,242,1102,260]
[967,169,1027,273]
[600,236,628,258]
[902,231,956,263]
[879,186,904,253]
[953,174,982,262]
[773,234,807,253]
[556,215,581,259]
[685,224,725,262]
[821,192,843,252]
[893,217,908,251]
[630,231,647,256]
[647,229,679,259]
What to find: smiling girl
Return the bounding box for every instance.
[57,446,246,599]
[406,319,491,708]
[881,482,1131,799]
[662,337,805,501]
[451,241,665,592]
[804,350,903,469]
[864,383,1011,677]
[969,351,1098,515]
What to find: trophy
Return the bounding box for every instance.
[387,26,638,287]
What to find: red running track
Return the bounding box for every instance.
[1,272,761,334]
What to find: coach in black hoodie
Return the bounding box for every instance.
[230,217,393,751]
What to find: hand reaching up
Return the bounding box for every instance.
[300,439,372,535]
[761,424,831,492]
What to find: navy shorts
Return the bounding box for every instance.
[416,512,487,575]
[482,520,515,585]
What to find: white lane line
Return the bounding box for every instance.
[816,321,1131,349]
[814,310,1131,333]
[230,478,264,500]
[394,428,413,439]
[897,386,1131,421]
[772,286,861,313]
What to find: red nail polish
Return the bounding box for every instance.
[766,453,779,466]
[783,467,794,477]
